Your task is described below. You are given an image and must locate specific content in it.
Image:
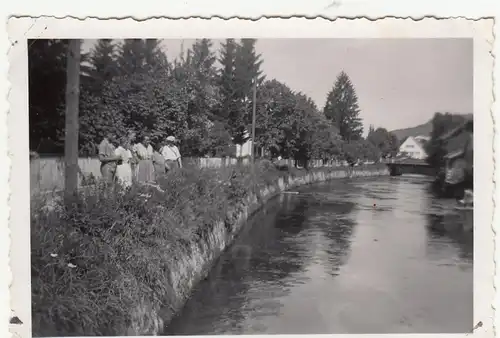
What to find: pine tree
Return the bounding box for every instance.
[116,39,145,75]
[219,38,265,145]
[190,39,217,82]
[29,39,70,153]
[87,39,118,93]
[323,71,364,142]
[234,39,264,103]
[171,39,219,155]
[143,39,169,73]
[218,39,246,143]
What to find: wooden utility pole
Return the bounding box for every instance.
[64,39,81,201]
[251,76,257,164]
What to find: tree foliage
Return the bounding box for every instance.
[425,112,470,168]
[30,38,382,165]
[323,71,364,142]
[217,39,265,145]
[367,127,399,157]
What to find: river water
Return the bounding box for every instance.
[164,175,473,335]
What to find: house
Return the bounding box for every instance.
[397,135,429,160]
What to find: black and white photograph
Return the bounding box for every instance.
[6,17,494,338]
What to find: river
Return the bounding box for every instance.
[163,175,473,335]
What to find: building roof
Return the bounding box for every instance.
[444,149,464,160]
[398,136,427,154]
[414,135,430,141]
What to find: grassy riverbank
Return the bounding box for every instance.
[31,162,387,336]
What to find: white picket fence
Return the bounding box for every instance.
[29,156,254,193]
[29,156,347,194]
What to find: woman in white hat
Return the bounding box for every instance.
[161,136,182,172]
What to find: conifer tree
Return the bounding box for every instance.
[87,39,118,94]
[323,71,364,142]
[190,39,217,82]
[116,39,145,75]
[234,39,264,103]
[217,39,246,143]
[29,39,70,153]
[220,38,265,145]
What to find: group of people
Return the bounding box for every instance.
[98,132,183,188]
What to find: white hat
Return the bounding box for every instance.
[166,136,176,142]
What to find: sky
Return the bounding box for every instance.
[82,38,473,133]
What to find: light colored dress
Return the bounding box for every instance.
[115,146,133,188]
[132,143,155,183]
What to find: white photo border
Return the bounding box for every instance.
[5,16,495,338]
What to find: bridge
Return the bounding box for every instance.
[385,158,437,177]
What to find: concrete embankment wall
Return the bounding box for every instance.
[129,166,389,335]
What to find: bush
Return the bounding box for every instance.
[31,163,294,336]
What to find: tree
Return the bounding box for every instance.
[64,39,81,199]
[282,92,320,167]
[310,115,342,162]
[190,39,217,85]
[78,89,128,156]
[143,39,169,73]
[216,39,266,146]
[203,121,234,157]
[116,39,168,76]
[116,39,145,75]
[341,139,380,163]
[234,39,265,103]
[425,112,470,168]
[367,127,399,157]
[171,39,220,156]
[217,39,247,144]
[254,79,295,157]
[28,39,70,153]
[323,71,364,142]
[368,124,375,135]
[86,39,118,94]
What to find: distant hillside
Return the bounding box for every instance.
[390,113,473,142]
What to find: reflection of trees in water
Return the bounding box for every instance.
[164,195,312,335]
[252,196,310,279]
[313,200,357,277]
[419,181,473,263]
[424,211,473,262]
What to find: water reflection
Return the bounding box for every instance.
[164,176,473,335]
[424,200,473,263]
[165,194,318,335]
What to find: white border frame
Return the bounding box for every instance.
[5,16,495,338]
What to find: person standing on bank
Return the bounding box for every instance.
[161,136,182,172]
[98,133,121,184]
[152,141,166,182]
[132,135,155,183]
[114,136,134,188]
